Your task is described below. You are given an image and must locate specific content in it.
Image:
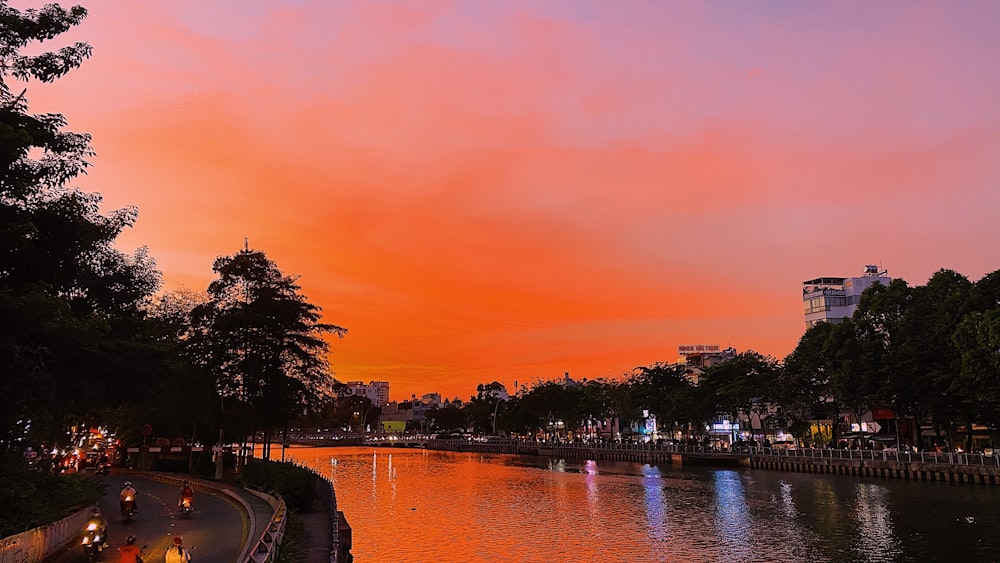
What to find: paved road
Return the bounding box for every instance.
[47,471,247,562]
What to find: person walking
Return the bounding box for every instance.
[164,536,191,563]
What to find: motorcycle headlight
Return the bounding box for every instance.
[87,523,97,531]
[125,495,133,501]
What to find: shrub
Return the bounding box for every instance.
[0,455,103,537]
[191,450,215,478]
[239,459,316,512]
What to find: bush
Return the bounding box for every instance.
[0,455,104,537]
[238,459,316,512]
[191,450,215,479]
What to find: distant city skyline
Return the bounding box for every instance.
[20,1,1000,401]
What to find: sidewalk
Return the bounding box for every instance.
[215,482,275,561]
[295,478,333,563]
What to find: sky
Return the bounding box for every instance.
[16,0,1000,402]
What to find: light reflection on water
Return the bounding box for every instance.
[281,446,1000,563]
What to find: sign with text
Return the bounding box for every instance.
[678,344,721,355]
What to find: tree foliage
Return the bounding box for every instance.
[0,1,162,448]
[186,247,346,455]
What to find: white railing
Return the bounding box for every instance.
[427,438,1000,467]
[243,491,287,563]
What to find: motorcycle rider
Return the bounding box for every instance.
[164,535,191,563]
[177,479,194,511]
[97,451,110,475]
[117,535,142,563]
[85,507,109,548]
[119,481,138,514]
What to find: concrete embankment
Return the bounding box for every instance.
[0,505,91,563]
[751,453,1000,485]
[426,440,1000,486]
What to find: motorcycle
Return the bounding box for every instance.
[96,462,110,477]
[121,495,136,520]
[179,496,193,518]
[81,523,106,561]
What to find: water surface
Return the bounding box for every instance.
[283,446,1000,563]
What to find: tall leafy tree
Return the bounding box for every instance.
[780,322,838,444]
[186,246,346,459]
[952,270,1000,447]
[1,1,161,447]
[699,351,780,444]
[632,363,697,440]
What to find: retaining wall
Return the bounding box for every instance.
[428,440,1000,486]
[0,505,92,563]
[751,455,1000,485]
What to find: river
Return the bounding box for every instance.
[282,445,1000,563]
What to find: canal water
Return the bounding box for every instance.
[283,445,1000,563]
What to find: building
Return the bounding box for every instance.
[677,345,736,385]
[802,265,890,328]
[338,381,390,407]
[477,382,509,401]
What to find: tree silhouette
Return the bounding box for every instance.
[186,246,345,459]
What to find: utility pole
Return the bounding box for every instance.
[214,428,224,480]
[492,398,501,436]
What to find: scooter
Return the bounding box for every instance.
[121,495,136,521]
[81,524,106,561]
[179,496,193,518]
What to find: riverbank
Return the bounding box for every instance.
[423,438,1000,486]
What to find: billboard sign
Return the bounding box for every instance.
[678,344,721,355]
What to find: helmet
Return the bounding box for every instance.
[172,536,183,546]
[182,480,190,485]
[124,481,132,488]
[126,535,136,545]
[89,507,101,516]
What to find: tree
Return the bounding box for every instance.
[428,404,467,434]
[186,246,346,459]
[632,363,696,441]
[952,270,1000,447]
[853,271,974,448]
[1,1,162,447]
[509,381,581,439]
[781,322,838,445]
[699,351,780,444]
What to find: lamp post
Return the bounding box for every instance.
[642,409,650,443]
[491,399,501,436]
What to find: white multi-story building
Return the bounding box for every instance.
[478,381,510,401]
[339,380,390,407]
[802,265,890,328]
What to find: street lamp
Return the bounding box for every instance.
[491,399,501,436]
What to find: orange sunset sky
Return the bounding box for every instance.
[17,1,1000,402]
